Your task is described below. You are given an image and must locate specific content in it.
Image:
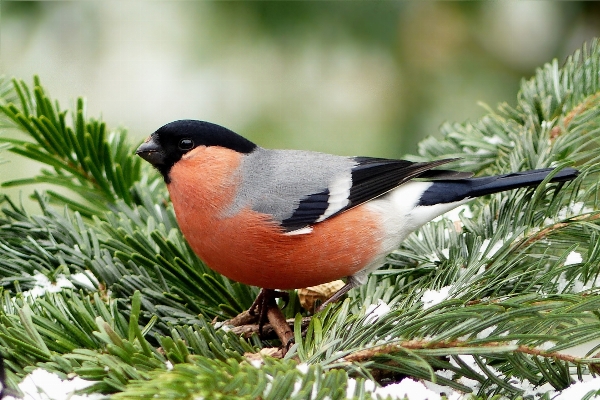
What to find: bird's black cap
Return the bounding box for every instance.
[136,120,257,182]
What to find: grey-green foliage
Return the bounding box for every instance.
[0,290,257,394]
[0,76,149,215]
[0,191,257,324]
[114,357,351,400]
[0,40,599,399]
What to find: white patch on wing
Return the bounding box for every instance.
[283,226,314,236]
[316,172,352,222]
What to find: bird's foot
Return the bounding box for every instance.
[247,289,293,348]
[314,281,355,313]
[249,289,289,334]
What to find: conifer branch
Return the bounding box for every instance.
[0,77,150,215]
[523,211,600,247]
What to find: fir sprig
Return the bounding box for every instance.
[0,76,150,215]
[0,192,256,324]
[114,357,351,400]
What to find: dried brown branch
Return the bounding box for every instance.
[266,303,294,347]
[222,310,258,327]
[549,93,600,140]
[223,316,312,340]
[522,212,600,247]
[342,339,600,365]
[515,345,582,364]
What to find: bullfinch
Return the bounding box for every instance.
[136,120,578,312]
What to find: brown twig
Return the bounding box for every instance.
[516,345,581,364]
[344,340,464,363]
[522,212,600,247]
[342,339,599,365]
[549,93,600,140]
[224,316,312,340]
[222,310,258,327]
[523,221,570,247]
[266,304,294,347]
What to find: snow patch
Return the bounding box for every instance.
[346,378,358,399]
[450,355,503,393]
[554,377,600,400]
[476,325,497,340]
[5,368,102,400]
[557,269,600,294]
[545,202,594,224]
[483,135,504,145]
[565,251,583,266]
[422,286,452,310]
[480,239,504,258]
[374,378,442,400]
[296,363,309,374]
[556,272,570,293]
[364,300,391,325]
[23,272,75,299]
[70,271,99,289]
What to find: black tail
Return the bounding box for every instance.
[418,167,579,206]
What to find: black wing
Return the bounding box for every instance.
[280,157,468,232]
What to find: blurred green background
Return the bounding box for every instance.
[1,1,599,208]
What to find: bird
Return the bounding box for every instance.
[136,119,579,316]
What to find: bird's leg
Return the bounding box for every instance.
[315,281,356,312]
[249,289,290,339]
[249,289,290,315]
[248,289,266,318]
[249,289,271,335]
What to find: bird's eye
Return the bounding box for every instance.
[178,138,194,150]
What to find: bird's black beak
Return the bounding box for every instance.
[136,136,165,166]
